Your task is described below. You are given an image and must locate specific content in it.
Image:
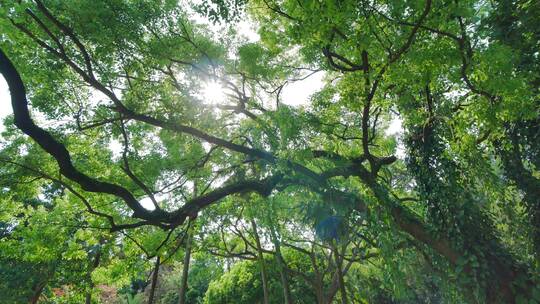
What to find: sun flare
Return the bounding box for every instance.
[202,80,226,104]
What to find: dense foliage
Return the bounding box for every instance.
[0,0,538,303]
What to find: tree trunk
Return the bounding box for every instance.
[251,219,270,304]
[269,221,293,304]
[178,220,193,304]
[325,266,341,304]
[29,281,46,304]
[29,266,56,304]
[331,242,348,304]
[358,170,532,303]
[497,131,540,260]
[148,256,160,304]
[313,280,326,304]
[85,245,102,304]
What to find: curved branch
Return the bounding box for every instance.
[170,174,283,222]
[0,48,159,221]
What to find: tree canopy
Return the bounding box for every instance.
[0,0,539,303]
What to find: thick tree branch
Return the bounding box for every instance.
[0,48,160,221]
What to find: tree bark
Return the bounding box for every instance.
[313,281,325,304]
[269,221,293,304]
[251,219,270,304]
[85,244,102,304]
[357,168,531,303]
[29,281,47,304]
[148,256,160,304]
[29,264,57,304]
[331,242,348,304]
[178,221,193,304]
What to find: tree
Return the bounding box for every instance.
[0,0,539,303]
[204,255,315,304]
